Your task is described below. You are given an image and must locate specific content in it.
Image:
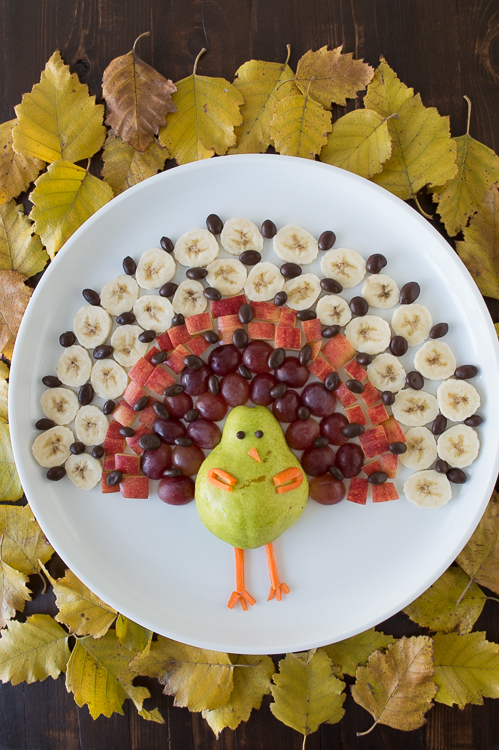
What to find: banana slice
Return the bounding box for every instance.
[111,325,148,367]
[361,274,399,308]
[136,248,176,290]
[244,262,284,302]
[316,295,351,327]
[206,259,247,295]
[436,379,481,421]
[100,275,139,316]
[392,389,439,426]
[73,305,112,348]
[344,315,391,355]
[221,218,264,256]
[283,274,321,310]
[75,405,109,446]
[91,359,128,399]
[65,454,102,490]
[367,353,406,393]
[172,280,208,316]
[399,427,437,470]
[404,470,452,509]
[391,304,432,346]
[437,425,480,468]
[320,248,366,288]
[32,426,74,468]
[41,387,79,426]
[174,229,219,267]
[56,345,92,387]
[414,341,456,381]
[273,225,318,265]
[133,295,174,333]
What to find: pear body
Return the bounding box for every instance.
[195,405,308,549]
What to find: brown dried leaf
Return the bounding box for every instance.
[296,46,374,109]
[102,33,176,152]
[0,270,32,359]
[0,120,44,203]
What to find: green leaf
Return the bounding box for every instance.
[0,614,69,684]
[433,631,499,708]
[0,201,48,277]
[131,635,234,712]
[295,46,374,108]
[456,183,499,300]
[0,424,23,503]
[352,636,437,734]
[202,653,274,736]
[456,491,499,595]
[66,630,163,722]
[102,133,167,195]
[321,109,392,179]
[270,91,332,159]
[116,614,152,652]
[0,504,53,575]
[270,649,345,737]
[13,50,106,164]
[403,566,485,634]
[0,545,31,628]
[0,119,44,203]
[324,627,396,676]
[30,160,113,259]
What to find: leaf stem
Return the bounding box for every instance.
[302,734,307,749]
[456,574,475,606]
[305,76,316,99]
[133,31,150,54]
[485,596,499,604]
[464,95,472,136]
[285,44,291,66]
[414,196,433,220]
[357,720,378,737]
[193,48,206,77]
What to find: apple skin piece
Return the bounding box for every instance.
[250,300,281,322]
[103,421,125,453]
[126,425,152,455]
[195,405,308,549]
[345,404,367,425]
[308,340,322,361]
[362,459,382,477]
[334,381,357,408]
[308,355,335,382]
[275,325,301,350]
[156,332,173,352]
[187,335,211,356]
[169,323,191,348]
[358,382,380,408]
[123,381,146,407]
[210,294,247,318]
[144,345,160,363]
[367,403,389,425]
[115,453,141,474]
[112,400,136,427]
[344,360,367,382]
[101,472,120,494]
[359,425,390,459]
[138,403,157,429]
[128,356,154,386]
[166,344,190,374]
[103,453,115,472]
[279,308,297,328]
[380,452,398,478]
[322,333,356,369]
[144,365,176,395]
[248,321,275,340]
[382,416,407,444]
[347,477,369,505]
[185,312,212,334]
[301,318,322,342]
[120,475,150,499]
[372,482,399,503]
[217,314,244,344]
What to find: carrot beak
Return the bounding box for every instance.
[247,446,261,462]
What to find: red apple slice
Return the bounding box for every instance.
[333,381,357,408]
[128,357,154,386]
[101,472,120,494]
[138,403,157,429]
[144,365,176,395]
[103,422,125,454]
[248,321,275,340]
[144,346,160,363]
[126,425,151,455]
[301,318,322,342]
[166,344,190,374]
[275,325,301,350]
[367,403,389,425]
[372,482,399,503]
[120,475,150,499]
[115,453,141,475]
[345,404,367,425]
[362,459,382,477]
[347,477,369,504]
[169,324,191,348]
[358,426,390,459]
[156,332,173,352]
[210,294,247,318]
[185,312,212,334]
[112,400,136,427]
[382,416,407,444]
[250,301,281,322]
[344,360,367,382]
[123,381,145,407]
[380,453,398,479]
[187,335,211,356]
[322,334,356,369]
[358,382,380,408]
[279,308,297,328]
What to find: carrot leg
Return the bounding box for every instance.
[227,548,256,610]
[265,543,290,602]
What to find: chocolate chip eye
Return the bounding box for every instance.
[255,430,264,438]
[236,431,245,439]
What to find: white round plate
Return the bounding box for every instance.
[9,155,499,655]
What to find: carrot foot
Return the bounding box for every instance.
[268,582,290,602]
[227,589,256,611]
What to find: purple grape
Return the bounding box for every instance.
[141,443,173,479]
[187,419,222,449]
[158,475,195,505]
[208,345,242,376]
[242,340,274,374]
[275,356,309,387]
[152,417,187,445]
[249,372,277,406]
[301,383,337,417]
[181,364,212,396]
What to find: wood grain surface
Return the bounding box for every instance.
[2,1,499,748]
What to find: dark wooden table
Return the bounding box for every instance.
[2,1,499,748]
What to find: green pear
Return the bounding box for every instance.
[195,405,308,549]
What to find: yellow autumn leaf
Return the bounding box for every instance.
[270,89,332,159]
[365,59,457,201]
[270,649,345,738]
[0,614,69,684]
[42,564,117,638]
[0,201,48,277]
[102,133,167,195]
[202,653,274,736]
[0,504,53,575]
[324,627,396,677]
[0,380,7,422]
[456,183,499,300]
[321,109,393,179]
[228,49,295,154]
[352,636,436,735]
[131,634,234,712]
[0,269,32,360]
[115,614,152,652]
[102,33,176,152]
[159,49,244,165]
[403,566,485,634]
[13,50,106,164]
[456,491,499,595]
[296,46,374,108]
[0,543,31,628]
[30,160,113,259]
[66,630,163,722]
[0,424,22,502]
[433,631,499,709]
[0,119,44,203]
[0,362,8,381]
